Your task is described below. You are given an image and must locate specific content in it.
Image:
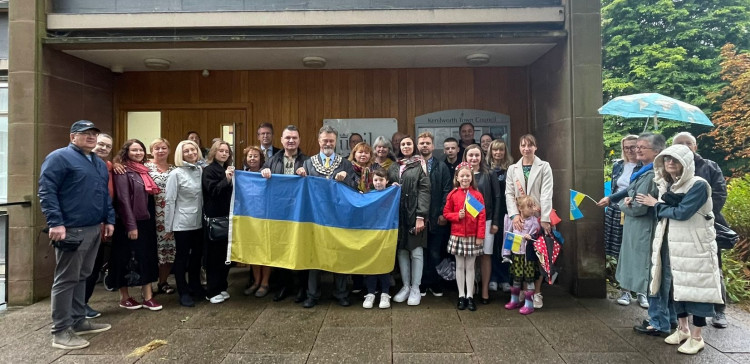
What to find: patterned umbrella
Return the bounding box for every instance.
[598,93,713,131]
[534,234,562,284]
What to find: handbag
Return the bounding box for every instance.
[206,216,229,241]
[715,222,739,250]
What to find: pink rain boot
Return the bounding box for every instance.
[519,290,535,315]
[505,287,523,310]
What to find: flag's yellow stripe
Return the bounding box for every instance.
[231,216,397,274]
[465,203,480,218]
[573,192,585,206]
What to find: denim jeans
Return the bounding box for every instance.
[648,241,675,333]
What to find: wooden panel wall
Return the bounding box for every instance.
[115,67,530,156]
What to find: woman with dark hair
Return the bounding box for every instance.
[242,145,272,297]
[164,140,204,307]
[463,144,502,304]
[388,135,430,306]
[479,133,494,156]
[111,139,162,311]
[505,134,553,309]
[349,142,374,192]
[202,140,236,302]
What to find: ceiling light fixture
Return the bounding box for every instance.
[143,58,171,71]
[302,56,327,69]
[110,65,124,73]
[465,53,490,66]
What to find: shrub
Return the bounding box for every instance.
[722,248,750,303]
[724,174,750,240]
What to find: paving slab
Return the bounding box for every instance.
[0,311,53,349]
[138,328,245,363]
[322,304,392,328]
[392,309,471,353]
[533,315,637,353]
[75,310,180,356]
[231,309,326,353]
[577,297,651,328]
[727,353,750,363]
[457,304,530,327]
[307,327,391,363]
[221,353,309,363]
[0,327,65,364]
[393,352,479,363]
[612,327,736,363]
[466,326,562,362]
[558,352,652,364]
[700,319,750,353]
[53,354,138,363]
[182,298,264,329]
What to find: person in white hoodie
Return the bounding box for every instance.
[164,140,204,307]
[635,144,723,355]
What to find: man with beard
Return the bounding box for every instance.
[417,132,452,297]
[260,125,309,302]
[257,123,282,159]
[296,125,356,308]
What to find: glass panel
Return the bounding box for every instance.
[222,124,234,155]
[127,111,162,154]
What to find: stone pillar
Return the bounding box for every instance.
[529,0,604,297]
[7,0,45,305]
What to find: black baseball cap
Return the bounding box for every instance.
[70,120,101,134]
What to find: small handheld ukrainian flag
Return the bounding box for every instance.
[464,191,485,218]
[570,189,587,220]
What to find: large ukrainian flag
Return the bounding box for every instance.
[228,171,400,274]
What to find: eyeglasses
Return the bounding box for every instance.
[623,146,636,151]
[663,156,678,164]
[76,131,99,137]
[636,146,653,151]
[96,142,112,150]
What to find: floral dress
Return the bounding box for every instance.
[146,161,176,265]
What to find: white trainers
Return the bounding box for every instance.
[393,285,410,303]
[363,294,376,309]
[616,291,632,306]
[488,282,498,291]
[220,291,230,300]
[207,294,225,304]
[636,293,649,308]
[407,286,422,306]
[677,337,705,355]
[532,293,544,309]
[665,328,690,345]
[379,293,391,309]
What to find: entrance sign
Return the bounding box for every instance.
[415,109,510,160]
[323,118,398,157]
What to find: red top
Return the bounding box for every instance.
[443,187,486,239]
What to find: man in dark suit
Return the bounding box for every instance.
[257,122,282,159]
[260,125,309,302]
[296,125,356,308]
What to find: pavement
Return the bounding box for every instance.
[1,268,749,364]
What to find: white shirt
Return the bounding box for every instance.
[616,162,637,192]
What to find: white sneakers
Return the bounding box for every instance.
[221,291,230,300]
[532,293,543,309]
[488,282,498,291]
[616,291,632,306]
[363,294,376,309]
[677,337,705,355]
[665,328,690,345]
[363,293,391,309]
[407,286,421,306]
[208,294,225,304]
[636,293,649,308]
[393,286,410,303]
[379,294,391,309]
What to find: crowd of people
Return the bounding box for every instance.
[39,119,727,356]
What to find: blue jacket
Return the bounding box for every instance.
[39,143,115,228]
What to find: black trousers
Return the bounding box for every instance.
[205,234,231,297]
[174,229,204,296]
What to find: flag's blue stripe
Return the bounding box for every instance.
[233,171,400,231]
[466,193,484,211]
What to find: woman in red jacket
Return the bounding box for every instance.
[443,162,486,311]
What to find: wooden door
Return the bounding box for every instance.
[161,109,247,168]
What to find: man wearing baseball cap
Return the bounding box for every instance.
[39,120,115,349]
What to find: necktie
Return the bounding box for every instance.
[325,157,330,168]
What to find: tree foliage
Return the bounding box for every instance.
[706,44,750,176]
[601,0,750,174]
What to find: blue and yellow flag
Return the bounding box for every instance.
[229,172,400,274]
[503,232,524,255]
[464,192,484,218]
[570,189,586,220]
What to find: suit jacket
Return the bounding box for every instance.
[505,156,554,223]
[262,145,283,159]
[302,153,357,189]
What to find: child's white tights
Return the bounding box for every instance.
[455,256,477,298]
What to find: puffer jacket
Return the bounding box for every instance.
[443,187,486,239]
[649,145,723,304]
[388,160,430,250]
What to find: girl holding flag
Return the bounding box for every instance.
[443,162,486,311]
[502,195,541,315]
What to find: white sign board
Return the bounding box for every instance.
[415,109,511,160]
[323,118,398,157]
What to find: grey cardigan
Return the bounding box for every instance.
[164,162,203,232]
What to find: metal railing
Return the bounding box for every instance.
[0,201,33,309]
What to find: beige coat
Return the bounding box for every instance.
[505,156,554,223]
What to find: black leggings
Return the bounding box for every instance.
[174,229,204,296]
[677,313,707,327]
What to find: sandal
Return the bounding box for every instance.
[254,285,270,298]
[157,282,175,295]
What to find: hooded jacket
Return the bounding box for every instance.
[649,145,723,304]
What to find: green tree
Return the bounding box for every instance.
[601,0,750,172]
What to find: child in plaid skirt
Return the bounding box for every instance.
[443,162,486,311]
